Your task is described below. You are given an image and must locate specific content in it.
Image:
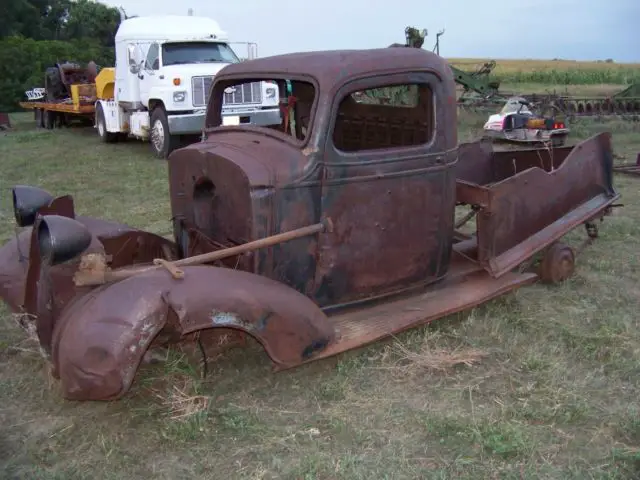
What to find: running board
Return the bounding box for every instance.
[289,270,538,367]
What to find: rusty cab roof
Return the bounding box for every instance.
[213,47,454,94]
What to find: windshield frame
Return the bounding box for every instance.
[205,73,321,149]
[160,41,241,67]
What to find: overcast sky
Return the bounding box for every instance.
[103,0,639,62]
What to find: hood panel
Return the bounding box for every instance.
[170,131,314,188]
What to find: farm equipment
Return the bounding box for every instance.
[483,96,569,147]
[612,152,640,177]
[397,27,640,119]
[20,61,99,129]
[391,27,502,106]
[505,84,640,121]
[0,47,621,402]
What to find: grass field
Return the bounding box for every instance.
[1,102,640,479]
[447,58,640,85]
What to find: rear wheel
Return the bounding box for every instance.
[96,103,118,143]
[538,242,575,284]
[43,109,55,129]
[35,109,44,128]
[150,107,179,159]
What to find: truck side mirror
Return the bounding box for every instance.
[127,44,140,74]
[129,60,139,74]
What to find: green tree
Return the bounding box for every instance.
[0,1,121,110]
[0,0,121,46]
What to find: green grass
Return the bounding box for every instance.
[448,58,640,86]
[490,68,640,85]
[1,104,640,479]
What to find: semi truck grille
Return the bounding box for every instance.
[192,76,263,107]
[192,76,214,107]
[223,82,262,105]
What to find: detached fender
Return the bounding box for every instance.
[0,228,31,312]
[0,215,176,313]
[52,265,335,401]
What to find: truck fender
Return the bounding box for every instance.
[0,228,31,312]
[52,265,335,401]
[0,214,177,314]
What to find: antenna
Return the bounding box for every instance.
[434,29,445,56]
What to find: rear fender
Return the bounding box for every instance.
[52,265,335,401]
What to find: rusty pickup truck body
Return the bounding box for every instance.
[0,48,620,401]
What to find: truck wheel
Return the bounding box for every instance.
[35,109,44,128]
[538,242,575,284]
[150,107,179,159]
[96,104,118,143]
[43,110,55,129]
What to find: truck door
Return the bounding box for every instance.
[312,71,457,307]
[138,42,160,108]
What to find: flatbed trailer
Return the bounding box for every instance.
[19,101,94,115]
[19,81,97,129]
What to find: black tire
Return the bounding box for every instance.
[35,109,44,128]
[95,103,118,143]
[43,109,55,129]
[150,107,179,159]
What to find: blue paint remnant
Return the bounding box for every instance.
[256,311,274,331]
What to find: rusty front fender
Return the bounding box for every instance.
[52,265,335,401]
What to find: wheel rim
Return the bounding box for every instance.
[151,119,165,153]
[97,116,105,136]
[540,243,575,283]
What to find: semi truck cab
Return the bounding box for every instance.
[95,15,281,158]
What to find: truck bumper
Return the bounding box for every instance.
[167,108,281,135]
[167,111,206,135]
[222,108,281,127]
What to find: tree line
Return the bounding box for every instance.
[0,0,122,111]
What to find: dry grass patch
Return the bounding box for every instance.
[383,333,488,374]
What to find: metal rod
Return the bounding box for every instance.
[74,219,332,287]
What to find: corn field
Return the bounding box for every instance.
[448,58,640,85]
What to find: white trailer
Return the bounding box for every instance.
[95,15,281,158]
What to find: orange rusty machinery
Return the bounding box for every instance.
[18,62,114,129]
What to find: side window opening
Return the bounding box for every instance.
[145,43,160,71]
[332,83,434,153]
[127,44,137,73]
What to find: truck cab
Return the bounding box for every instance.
[96,15,281,158]
[168,48,459,308]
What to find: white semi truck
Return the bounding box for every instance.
[95,15,281,158]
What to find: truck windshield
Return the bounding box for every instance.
[162,42,240,66]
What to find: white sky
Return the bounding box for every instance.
[103,0,640,62]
